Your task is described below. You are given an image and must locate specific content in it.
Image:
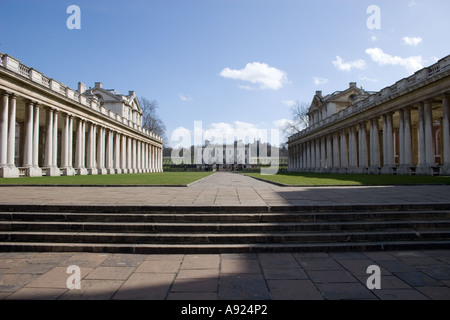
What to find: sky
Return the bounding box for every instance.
[1,0,449,148]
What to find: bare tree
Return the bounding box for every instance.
[139,97,167,142]
[281,100,310,137]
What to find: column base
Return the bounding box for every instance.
[26,167,43,177]
[355,167,368,174]
[368,167,380,175]
[347,167,358,174]
[107,169,115,175]
[44,167,60,177]
[416,166,434,176]
[75,168,88,176]
[61,167,76,177]
[338,168,348,174]
[0,166,20,178]
[440,165,450,176]
[380,166,395,175]
[397,166,412,176]
[97,168,108,175]
[88,168,98,175]
[115,169,123,175]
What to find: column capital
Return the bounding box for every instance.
[442,92,450,99]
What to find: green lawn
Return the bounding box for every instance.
[244,172,450,186]
[0,172,213,186]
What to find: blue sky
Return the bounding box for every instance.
[1,0,449,147]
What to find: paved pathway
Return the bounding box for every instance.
[0,172,450,207]
[1,172,450,300]
[1,250,450,300]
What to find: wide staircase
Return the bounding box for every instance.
[1,204,450,253]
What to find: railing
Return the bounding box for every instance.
[288,55,450,143]
[0,52,182,143]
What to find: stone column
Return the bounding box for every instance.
[424,100,434,166]
[132,138,137,173]
[114,132,122,174]
[0,93,9,175]
[326,134,333,172]
[0,93,8,169]
[23,101,34,169]
[127,137,132,173]
[43,108,53,171]
[398,108,413,175]
[106,129,114,174]
[86,123,97,175]
[320,137,326,172]
[382,112,395,174]
[51,110,60,176]
[32,103,42,176]
[315,139,320,172]
[61,113,75,176]
[97,126,107,175]
[369,118,380,174]
[74,118,87,175]
[121,134,127,174]
[332,133,340,173]
[349,126,358,173]
[340,130,348,173]
[358,122,368,173]
[68,115,73,171]
[418,101,434,175]
[399,109,405,166]
[160,146,163,172]
[441,95,450,175]
[137,140,142,173]
[3,94,19,177]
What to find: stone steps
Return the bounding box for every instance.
[0,205,450,253]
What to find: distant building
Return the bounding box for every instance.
[165,140,288,171]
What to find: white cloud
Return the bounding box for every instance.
[402,36,422,46]
[179,94,192,101]
[365,47,423,74]
[359,76,379,83]
[332,56,366,72]
[282,100,296,107]
[220,62,288,90]
[313,77,329,86]
[169,121,283,148]
[371,35,378,42]
[408,1,416,7]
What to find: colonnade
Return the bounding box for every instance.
[0,91,163,178]
[289,94,450,176]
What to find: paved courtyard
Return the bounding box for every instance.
[1,172,450,207]
[1,172,450,300]
[1,251,450,300]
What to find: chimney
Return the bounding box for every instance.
[78,82,86,94]
[315,91,322,97]
[95,82,103,89]
[349,82,357,88]
[129,90,135,97]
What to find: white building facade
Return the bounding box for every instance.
[288,55,450,176]
[0,53,163,178]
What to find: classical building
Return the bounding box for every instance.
[0,53,163,178]
[288,54,450,176]
[166,140,288,171]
